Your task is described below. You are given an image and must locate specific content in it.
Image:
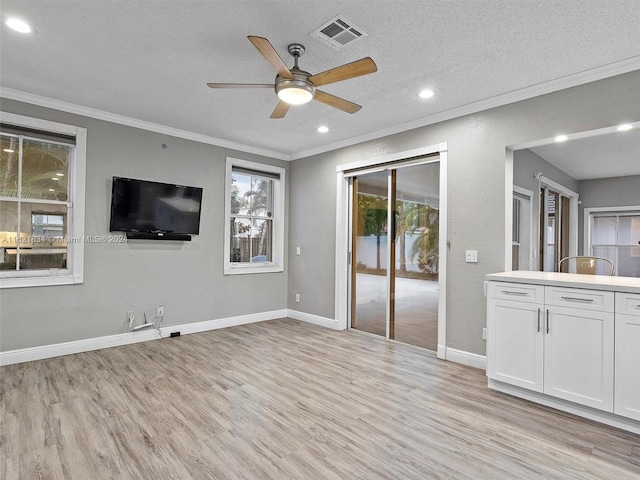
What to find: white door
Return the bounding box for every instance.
[543,305,614,411]
[487,298,544,392]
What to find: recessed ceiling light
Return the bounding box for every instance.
[56,172,64,176]
[3,148,14,153]
[617,124,633,132]
[6,18,33,34]
[554,135,568,142]
[48,189,55,192]
[419,89,435,99]
[51,177,59,181]
[317,126,329,133]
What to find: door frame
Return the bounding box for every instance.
[513,185,535,271]
[334,143,448,359]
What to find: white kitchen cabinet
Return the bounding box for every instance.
[487,282,544,392]
[487,282,614,412]
[485,271,640,434]
[615,292,640,421]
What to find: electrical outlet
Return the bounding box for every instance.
[466,250,478,263]
[295,293,300,303]
[482,328,487,340]
[157,306,164,317]
[296,246,301,255]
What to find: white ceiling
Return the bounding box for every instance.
[2,1,640,160]
[530,126,640,181]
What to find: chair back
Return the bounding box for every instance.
[558,256,614,276]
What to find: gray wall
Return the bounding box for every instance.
[513,149,579,195]
[0,99,288,351]
[288,70,640,356]
[3,71,640,357]
[578,175,640,252]
[512,149,579,267]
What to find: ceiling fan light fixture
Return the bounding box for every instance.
[276,80,316,105]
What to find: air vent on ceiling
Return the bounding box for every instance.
[310,16,367,50]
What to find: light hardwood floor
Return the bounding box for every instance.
[2,318,639,479]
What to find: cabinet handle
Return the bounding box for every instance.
[502,290,528,296]
[546,309,550,334]
[560,296,594,303]
[537,308,541,333]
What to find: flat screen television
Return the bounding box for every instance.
[109,177,203,240]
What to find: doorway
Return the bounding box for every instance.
[350,161,441,351]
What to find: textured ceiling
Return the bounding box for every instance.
[2,1,640,159]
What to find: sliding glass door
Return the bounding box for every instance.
[351,172,389,337]
[350,160,440,351]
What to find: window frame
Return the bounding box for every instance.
[0,112,86,288]
[223,157,285,275]
[585,205,640,276]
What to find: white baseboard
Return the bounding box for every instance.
[0,329,160,366]
[1,309,484,371]
[0,309,288,366]
[159,309,288,337]
[287,309,341,330]
[445,347,487,370]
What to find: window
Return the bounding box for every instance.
[224,157,285,274]
[0,112,86,288]
[587,207,640,277]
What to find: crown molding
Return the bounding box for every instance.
[290,56,640,160]
[0,88,290,161]
[3,55,639,162]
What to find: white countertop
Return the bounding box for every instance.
[486,271,640,294]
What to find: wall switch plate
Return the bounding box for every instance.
[482,328,487,340]
[295,293,300,303]
[296,247,301,255]
[465,250,478,263]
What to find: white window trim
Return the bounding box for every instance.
[0,112,86,289]
[223,157,285,275]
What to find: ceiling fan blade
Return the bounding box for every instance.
[308,57,377,87]
[207,83,273,89]
[248,36,294,80]
[270,101,290,119]
[313,90,362,114]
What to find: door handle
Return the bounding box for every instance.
[502,291,528,296]
[537,307,541,333]
[546,309,550,334]
[560,296,594,303]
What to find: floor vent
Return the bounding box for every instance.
[310,16,367,50]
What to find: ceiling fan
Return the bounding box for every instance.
[207,36,377,119]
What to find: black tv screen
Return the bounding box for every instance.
[109,177,203,235]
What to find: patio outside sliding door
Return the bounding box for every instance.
[350,160,440,351]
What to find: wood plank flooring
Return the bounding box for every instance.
[1,318,639,479]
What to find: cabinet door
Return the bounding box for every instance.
[487,298,543,392]
[543,305,614,412]
[615,312,640,421]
